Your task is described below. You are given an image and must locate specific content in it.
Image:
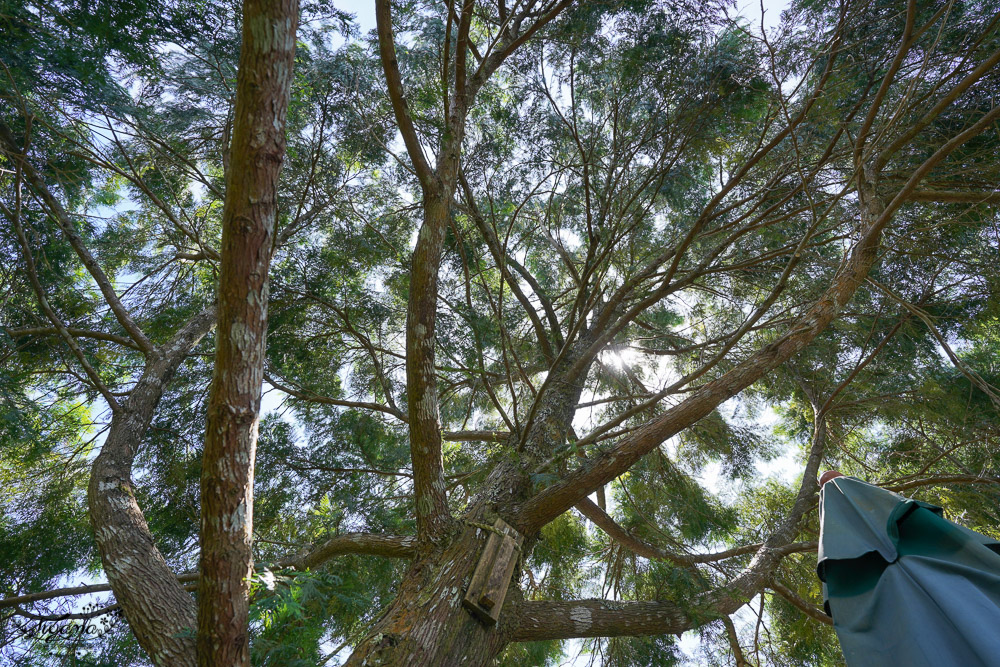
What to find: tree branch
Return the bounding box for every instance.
[264,371,407,421]
[875,47,1000,171]
[0,121,154,355]
[277,533,418,570]
[513,413,830,642]
[575,496,815,565]
[0,533,415,610]
[459,172,555,360]
[883,474,1000,493]
[768,580,832,626]
[87,306,216,667]
[511,598,693,641]
[5,326,141,350]
[375,0,436,192]
[907,189,1000,205]
[3,199,122,412]
[442,430,509,442]
[510,89,1000,536]
[868,277,1000,409]
[722,614,748,667]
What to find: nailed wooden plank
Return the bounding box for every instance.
[462,519,505,619]
[463,517,524,625]
[479,534,516,610]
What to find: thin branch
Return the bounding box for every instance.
[907,189,1000,205]
[868,277,1000,409]
[0,121,154,355]
[576,496,814,565]
[2,200,122,412]
[721,614,748,666]
[883,474,1000,493]
[768,580,832,626]
[442,430,509,442]
[0,534,416,610]
[264,371,407,421]
[375,0,437,191]
[6,326,141,350]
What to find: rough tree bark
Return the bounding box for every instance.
[341,2,577,662]
[196,0,299,664]
[376,0,573,549]
[376,0,464,545]
[0,117,220,667]
[88,310,216,667]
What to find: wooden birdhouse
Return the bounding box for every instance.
[463,518,524,625]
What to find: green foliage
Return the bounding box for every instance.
[599,634,681,667]
[4,0,1000,664]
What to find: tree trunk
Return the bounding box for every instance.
[196,0,298,664]
[90,396,198,667]
[343,524,515,666]
[344,359,590,666]
[339,175,898,663]
[88,310,215,667]
[405,193,454,544]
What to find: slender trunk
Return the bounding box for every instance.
[196,0,298,664]
[406,193,454,544]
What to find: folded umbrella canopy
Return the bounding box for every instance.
[817,475,1000,667]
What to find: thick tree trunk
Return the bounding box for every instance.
[90,399,198,666]
[342,375,829,665]
[344,360,590,666]
[324,62,1000,666]
[340,181,895,663]
[196,0,298,664]
[343,524,514,666]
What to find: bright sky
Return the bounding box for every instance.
[339,0,790,35]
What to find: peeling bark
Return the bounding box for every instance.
[512,599,692,641]
[196,0,298,664]
[343,524,516,667]
[404,194,455,544]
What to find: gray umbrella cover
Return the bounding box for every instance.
[817,476,1000,667]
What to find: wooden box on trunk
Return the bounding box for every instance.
[463,518,524,625]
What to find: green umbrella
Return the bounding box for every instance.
[817,475,1000,666]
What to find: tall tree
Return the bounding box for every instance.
[2,0,999,665]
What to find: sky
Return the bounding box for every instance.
[338,0,791,36]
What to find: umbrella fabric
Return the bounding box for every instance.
[817,476,1000,667]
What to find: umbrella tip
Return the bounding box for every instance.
[819,470,844,486]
